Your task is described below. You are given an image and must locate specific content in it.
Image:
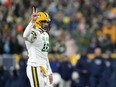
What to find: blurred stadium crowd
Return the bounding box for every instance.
[0,0,116,87]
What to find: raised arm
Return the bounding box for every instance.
[23,7,38,42]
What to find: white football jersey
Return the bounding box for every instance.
[23,22,52,74]
[25,29,49,66]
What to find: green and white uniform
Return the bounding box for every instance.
[23,22,52,87]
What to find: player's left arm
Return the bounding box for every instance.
[47,58,53,84]
[49,74,53,84]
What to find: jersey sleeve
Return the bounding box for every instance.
[23,22,37,43]
[47,58,52,75]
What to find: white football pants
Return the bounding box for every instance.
[26,65,51,87]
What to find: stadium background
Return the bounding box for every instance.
[0,0,116,87]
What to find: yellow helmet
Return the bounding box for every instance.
[33,12,51,28]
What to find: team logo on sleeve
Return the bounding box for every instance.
[31,31,37,39]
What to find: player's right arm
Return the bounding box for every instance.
[23,7,38,42]
[23,22,35,42]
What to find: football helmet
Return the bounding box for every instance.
[33,12,51,28]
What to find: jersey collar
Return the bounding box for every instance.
[38,28,46,33]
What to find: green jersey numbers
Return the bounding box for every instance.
[41,37,49,52]
[41,43,49,52]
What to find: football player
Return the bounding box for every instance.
[23,7,53,87]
